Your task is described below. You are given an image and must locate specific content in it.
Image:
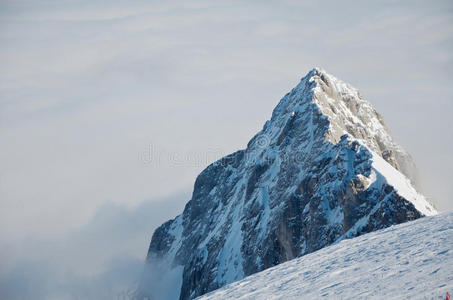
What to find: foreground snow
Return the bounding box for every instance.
[198,212,453,300]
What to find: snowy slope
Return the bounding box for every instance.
[198,212,453,300]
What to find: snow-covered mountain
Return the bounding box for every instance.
[139,68,437,300]
[197,212,453,300]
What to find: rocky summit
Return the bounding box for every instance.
[138,68,437,300]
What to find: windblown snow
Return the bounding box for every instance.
[198,212,453,300]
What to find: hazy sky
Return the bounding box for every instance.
[1,0,452,298]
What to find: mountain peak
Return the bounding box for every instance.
[139,69,436,300]
[307,66,327,76]
[266,68,420,189]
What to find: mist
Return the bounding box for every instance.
[0,192,188,300]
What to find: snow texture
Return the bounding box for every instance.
[197,212,453,300]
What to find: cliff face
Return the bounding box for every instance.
[139,68,436,300]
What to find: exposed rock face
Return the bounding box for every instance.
[139,68,436,300]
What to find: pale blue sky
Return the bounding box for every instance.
[0,1,452,298]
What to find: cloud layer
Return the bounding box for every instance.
[0,192,188,300]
